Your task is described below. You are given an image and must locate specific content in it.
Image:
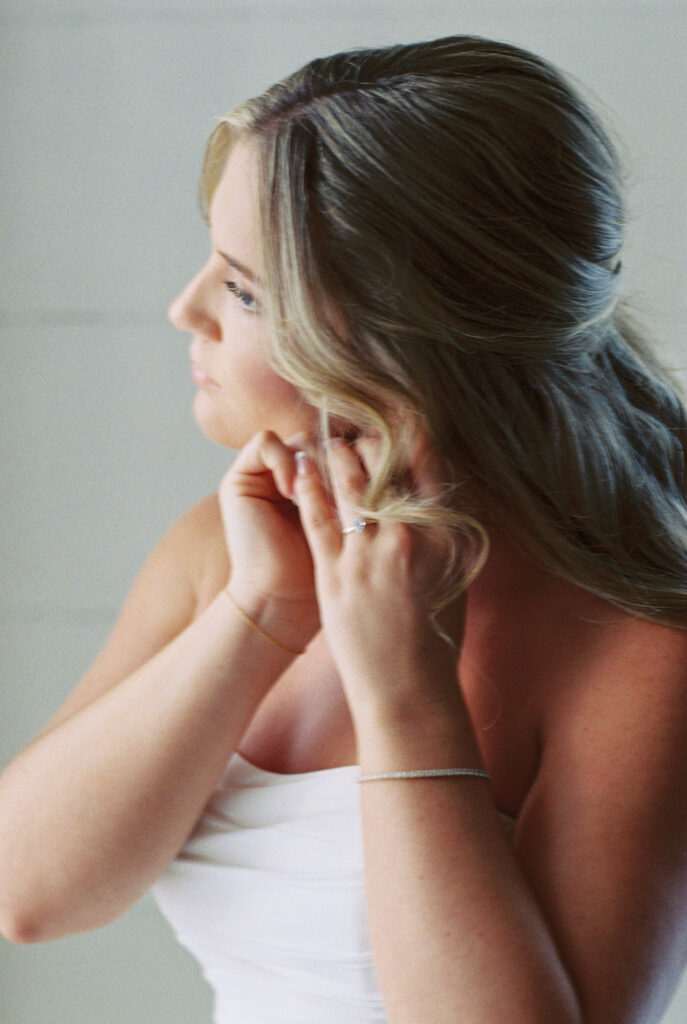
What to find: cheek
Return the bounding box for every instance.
[227,358,315,434]
[237,357,301,408]
[260,371,301,405]
[255,372,317,433]
[252,368,320,435]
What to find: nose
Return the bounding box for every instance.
[168,267,221,341]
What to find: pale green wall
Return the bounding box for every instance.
[1,1,685,1021]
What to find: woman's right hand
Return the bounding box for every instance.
[218,429,322,650]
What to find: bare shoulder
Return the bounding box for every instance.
[516,615,687,1021]
[116,491,229,622]
[536,614,687,770]
[38,494,229,736]
[96,491,230,662]
[462,529,687,1017]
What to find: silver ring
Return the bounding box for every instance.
[341,516,368,535]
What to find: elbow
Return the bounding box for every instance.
[0,905,91,944]
[0,889,136,944]
[0,893,80,944]
[0,908,45,944]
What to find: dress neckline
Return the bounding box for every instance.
[228,752,516,823]
[234,749,359,779]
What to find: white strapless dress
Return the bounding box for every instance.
[153,752,387,1023]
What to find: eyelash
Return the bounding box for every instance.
[224,279,258,312]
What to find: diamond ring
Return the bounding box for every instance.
[341,516,368,535]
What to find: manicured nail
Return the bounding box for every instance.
[295,450,314,475]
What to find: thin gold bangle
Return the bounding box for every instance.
[223,588,305,656]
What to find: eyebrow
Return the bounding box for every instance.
[218,251,259,285]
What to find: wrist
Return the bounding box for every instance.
[355,710,483,777]
[224,582,319,655]
[350,670,482,772]
[340,628,458,718]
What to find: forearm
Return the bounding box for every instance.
[0,590,300,942]
[352,681,583,1024]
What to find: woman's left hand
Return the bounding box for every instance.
[292,435,465,710]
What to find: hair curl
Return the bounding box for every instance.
[201,35,687,626]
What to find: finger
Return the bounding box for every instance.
[284,429,317,453]
[326,438,369,530]
[292,451,343,560]
[407,428,449,504]
[229,430,302,502]
[283,431,318,502]
[353,435,382,478]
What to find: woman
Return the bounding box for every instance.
[1,34,687,1024]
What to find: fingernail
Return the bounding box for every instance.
[295,450,314,476]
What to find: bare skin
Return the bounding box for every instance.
[1,139,687,1024]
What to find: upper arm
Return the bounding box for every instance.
[514,624,687,1024]
[37,494,228,737]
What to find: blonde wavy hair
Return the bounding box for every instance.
[200,35,687,626]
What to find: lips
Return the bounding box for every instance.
[191,362,221,389]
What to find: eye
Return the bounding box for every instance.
[224,279,258,313]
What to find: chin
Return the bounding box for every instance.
[192,390,319,451]
[192,393,243,450]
